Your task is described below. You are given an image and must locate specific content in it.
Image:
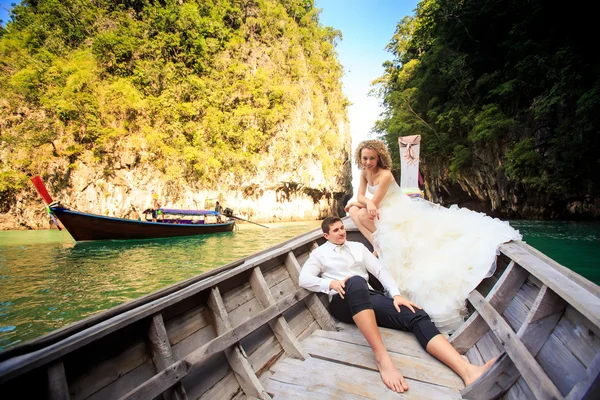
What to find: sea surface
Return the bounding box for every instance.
[0,219,598,351]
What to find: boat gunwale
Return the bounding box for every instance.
[499,240,600,329]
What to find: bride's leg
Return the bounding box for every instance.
[349,206,377,247]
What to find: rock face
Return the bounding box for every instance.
[421,144,600,220]
[1,122,353,231]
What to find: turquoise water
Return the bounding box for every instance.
[0,221,321,351]
[0,219,598,351]
[509,220,600,285]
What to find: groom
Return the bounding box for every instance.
[299,216,496,393]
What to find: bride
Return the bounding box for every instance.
[345,139,522,333]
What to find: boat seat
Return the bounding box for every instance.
[261,323,464,399]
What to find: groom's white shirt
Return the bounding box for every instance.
[299,240,401,298]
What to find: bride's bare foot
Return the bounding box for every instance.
[463,355,499,386]
[375,352,408,393]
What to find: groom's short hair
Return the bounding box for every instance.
[321,216,342,234]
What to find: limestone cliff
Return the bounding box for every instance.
[0,0,353,230]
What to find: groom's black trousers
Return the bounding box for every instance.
[328,276,440,349]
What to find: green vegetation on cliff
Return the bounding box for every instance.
[374,0,599,218]
[0,0,349,211]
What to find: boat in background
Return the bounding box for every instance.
[30,176,235,242]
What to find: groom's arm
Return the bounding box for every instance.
[299,251,333,294]
[362,248,401,298]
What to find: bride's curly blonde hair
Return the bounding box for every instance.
[354,139,392,170]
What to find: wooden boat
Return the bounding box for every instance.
[0,218,598,399]
[30,176,235,241]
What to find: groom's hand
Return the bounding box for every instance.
[330,277,350,299]
[393,295,422,313]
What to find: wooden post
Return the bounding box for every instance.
[47,361,70,400]
[398,135,421,188]
[148,313,188,400]
[207,287,272,400]
[249,266,309,359]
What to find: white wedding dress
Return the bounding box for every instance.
[370,181,522,333]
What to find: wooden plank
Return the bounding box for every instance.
[566,353,600,400]
[519,312,563,357]
[311,326,439,363]
[198,372,242,400]
[247,334,283,375]
[555,309,600,367]
[86,360,156,400]
[207,287,271,400]
[270,278,297,302]
[222,281,255,314]
[164,304,210,346]
[119,288,312,400]
[227,297,262,328]
[284,251,337,330]
[465,346,484,366]
[265,357,462,399]
[171,325,217,361]
[504,377,536,400]
[500,241,600,329]
[537,333,586,396]
[468,290,563,399]
[303,334,463,390]
[284,303,314,337]
[262,264,290,289]
[504,290,531,332]
[475,331,503,361]
[180,353,229,400]
[148,313,187,400]
[450,261,529,353]
[261,378,370,400]
[297,321,319,342]
[69,334,150,400]
[525,285,566,324]
[461,352,520,400]
[249,267,308,359]
[47,361,69,400]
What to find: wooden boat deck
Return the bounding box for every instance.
[262,324,463,399]
[1,219,599,399]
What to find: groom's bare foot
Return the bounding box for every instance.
[463,356,499,386]
[375,352,408,393]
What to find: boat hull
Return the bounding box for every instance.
[53,207,235,241]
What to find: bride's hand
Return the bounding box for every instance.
[366,201,380,220]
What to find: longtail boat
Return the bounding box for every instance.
[0,218,598,399]
[30,176,235,242]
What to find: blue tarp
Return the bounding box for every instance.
[145,209,219,216]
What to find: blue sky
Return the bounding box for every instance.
[0,0,14,27]
[316,0,419,190]
[0,0,420,191]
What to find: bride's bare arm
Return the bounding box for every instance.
[370,171,394,208]
[344,201,365,212]
[358,170,394,220]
